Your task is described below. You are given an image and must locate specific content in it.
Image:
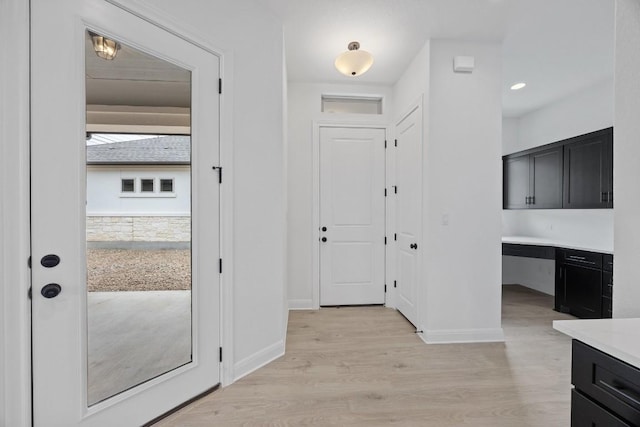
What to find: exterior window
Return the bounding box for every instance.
[160,178,174,193]
[121,178,135,193]
[141,179,154,192]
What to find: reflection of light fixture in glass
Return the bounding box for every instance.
[334,41,373,77]
[89,32,120,60]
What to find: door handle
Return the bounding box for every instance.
[410,243,418,250]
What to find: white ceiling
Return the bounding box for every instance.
[259,0,615,117]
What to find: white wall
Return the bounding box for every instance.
[613,0,640,318]
[422,40,504,342]
[503,78,614,155]
[287,82,393,308]
[87,166,190,215]
[139,0,287,380]
[1,1,31,425]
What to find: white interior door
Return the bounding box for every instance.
[395,106,422,326]
[319,127,386,306]
[31,1,220,425]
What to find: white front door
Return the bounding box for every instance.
[395,105,422,326]
[31,1,221,425]
[319,127,386,306]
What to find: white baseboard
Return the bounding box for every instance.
[233,340,285,382]
[288,299,314,310]
[419,327,505,344]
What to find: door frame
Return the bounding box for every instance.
[311,120,394,310]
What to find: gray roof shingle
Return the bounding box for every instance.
[87,135,190,164]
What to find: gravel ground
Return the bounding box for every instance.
[87,249,191,292]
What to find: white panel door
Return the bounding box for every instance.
[395,106,422,326]
[31,1,220,425]
[319,127,386,306]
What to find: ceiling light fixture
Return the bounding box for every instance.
[89,32,120,60]
[334,41,373,77]
[510,82,527,91]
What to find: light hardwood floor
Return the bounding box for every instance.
[156,285,575,426]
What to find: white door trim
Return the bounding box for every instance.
[0,1,32,426]
[101,0,236,386]
[312,120,392,310]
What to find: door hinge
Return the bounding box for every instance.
[393,185,397,194]
[219,258,223,274]
[219,347,223,362]
[394,139,398,147]
[384,236,387,245]
[394,233,397,241]
[385,140,387,148]
[384,284,387,293]
[219,78,222,94]
[212,166,223,184]
[394,280,397,288]
[28,287,32,300]
[384,188,387,197]
[27,256,31,269]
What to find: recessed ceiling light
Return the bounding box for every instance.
[510,82,527,91]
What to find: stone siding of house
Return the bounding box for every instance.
[87,216,190,242]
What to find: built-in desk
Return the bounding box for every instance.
[503,236,614,319]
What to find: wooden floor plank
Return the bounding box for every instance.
[156,285,575,426]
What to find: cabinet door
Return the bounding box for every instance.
[603,137,614,208]
[563,130,613,208]
[530,147,563,209]
[564,264,602,318]
[503,154,530,209]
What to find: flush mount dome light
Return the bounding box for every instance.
[334,41,373,77]
[89,31,120,60]
[510,82,527,90]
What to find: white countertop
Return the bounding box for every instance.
[502,235,613,254]
[554,319,640,368]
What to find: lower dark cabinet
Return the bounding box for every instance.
[556,249,611,319]
[572,390,632,427]
[571,340,640,426]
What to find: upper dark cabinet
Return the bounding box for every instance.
[503,127,613,210]
[503,146,563,209]
[503,154,530,209]
[563,129,613,209]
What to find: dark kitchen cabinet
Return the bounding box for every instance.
[563,128,613,209]
[556,249,606,319]
[503,146,562,209]
[503,127,613,210]
[503,154,530,209]
[571,340,640,426]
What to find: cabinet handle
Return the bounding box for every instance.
[525,196,529,205]
[598,380,640,408]
[602,192,607,203]
[609,191,613,203]
[531,196,535,205]
[568,255,587,260]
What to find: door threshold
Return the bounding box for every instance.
[143,383,220,426]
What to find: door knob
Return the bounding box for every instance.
[321,226,327,232]
[410,243,418,250]
[321,237,327,242]
[41,283,62,299]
